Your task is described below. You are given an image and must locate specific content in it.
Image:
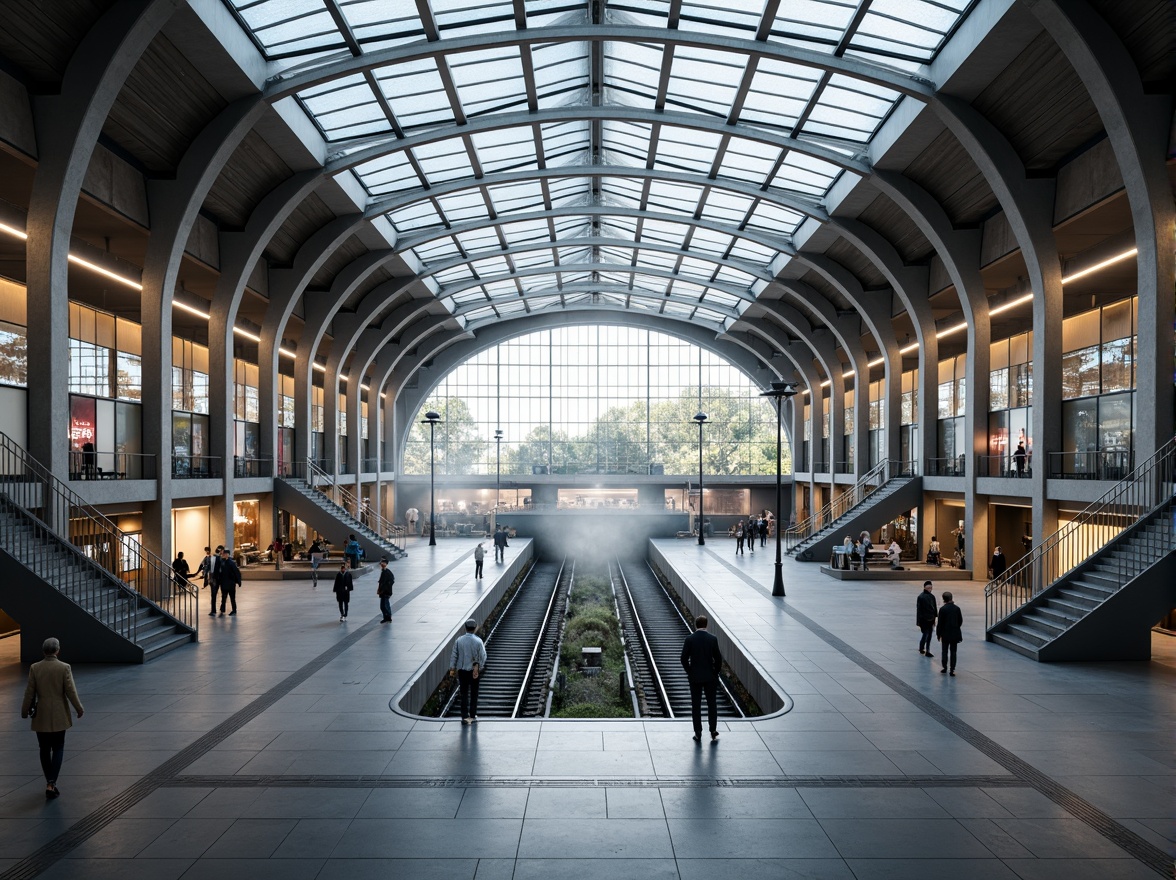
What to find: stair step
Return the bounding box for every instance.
[1067,579,1116,599]
[1006,622,1051,646]
[1081,571,1120,589]
[143,631,196,662]
[1055,589,1100,610]
[1045,596,1093,618]
[1035,605,1082,626]
[1021,612,1068,634]
[989,631,1041,660]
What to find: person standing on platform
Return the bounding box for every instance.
[271,536,284,570]
[474,542,485,579]
[990,546,1008,580]
[198,545,222,615]
[735,521,745,555]
[680,615,723,742]
[448,619,487,724]
[936,591,963,676]
[345,534,361,571]
[308,538,324,587]
[406,507,419,536]
[1013,441,1027,477]
[22,637,84,800]
[333,562,353,622]
[747,520,754,553]
[493,526,508,563]
[377,557,394,623]
[760,516,769,547]
[916,581,938,657]
[172,551,191,592]
[842,535,854,569]
[217,547,241,616]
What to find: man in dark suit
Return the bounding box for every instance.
[936,591,963,676]
[680,615,724,742]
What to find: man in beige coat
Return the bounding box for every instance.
[21,638,84,799]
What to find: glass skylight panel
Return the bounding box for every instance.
[664,47,746,118]
[802,75,899,142]
[336,3,422,44]
[698,188,757,228]
[639,217,693,246]
[463,128,537,175]
[455,227,504,253]
[632,250,679,273]
[713,137,780,185]
[651,127,722,176]
[527,295,564,312]
[412,138,477,185]
[745,200,810,237]
[464,305,498,322]
[387,200,446,232]
[771,151,844,197]
[738,58,822,132]
[712,265,758,288]
[644,179,706,215]
[769,0,856,48]
[677,0,764,38]
[432,264,478,286]
[452,288,490,306]
[677,256,724,282]
[695,305,729,325]
[547,178,593,208]
[411,239,462,264]
[601,177,646,208]
[463,254,514,278]
[853,0,967,62]
[226,0,340,57]
[423,189,486,225]
[602,121,655,165]
[602,42,662,109]
[430,0,513,37]
[353,152,420,196]
[373,59,453,131]
[483,184,548,220]
[493,299,529,317]
[531,42,591,108]
[538,121,590,163]
[702,289,743,309]
[450,47,528,117]
[663,301,695,318]
[725,237,779,265]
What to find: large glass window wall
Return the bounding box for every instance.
[69,303,141,401]
[1056,298,1137,479]
[933,354,966,475]
[403,327,785,477]
[986,331,1033,477]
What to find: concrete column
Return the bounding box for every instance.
[24,0,178,474]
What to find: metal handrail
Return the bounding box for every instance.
[0,433,198,642]
[785,459,915,552]
[985,436,1176,630]
[296,460,406,556]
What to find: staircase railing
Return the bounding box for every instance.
[985,436,1176,630]
[290,460,405,556]
[0,432,198,640]
[784,459,917,552]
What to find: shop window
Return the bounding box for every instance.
[0,320,27,386]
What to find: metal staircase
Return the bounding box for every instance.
[0,433,197,663]
[274,461,406,564]
[785,460,921,562]
[986,437,1176,661]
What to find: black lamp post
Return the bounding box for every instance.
[494,428,503,510]
[423,410,441,546]
[693,411,708,545]
[760,382,799,596]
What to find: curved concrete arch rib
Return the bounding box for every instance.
[1027,0,1174,454]
[269,26,935,105]
[25,0,181,471]
[388,311,784,456]
[743,301,840,394]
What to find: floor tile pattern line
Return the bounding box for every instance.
[166,774,1028,789]
[0,552,474,880]
[704,548,1172,877]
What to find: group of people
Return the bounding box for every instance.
[733,515,770,554]
[329,555,395,622]
[180,545,243,616]
[916,581,964,675]
[837,532,903,570]
[472,526,511,579]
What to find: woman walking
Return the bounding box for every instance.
[21,638,84,799]
[332,562,354,621]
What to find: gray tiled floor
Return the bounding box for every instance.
[0,535,1172,880]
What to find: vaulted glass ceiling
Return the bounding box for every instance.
[225,0,976,330]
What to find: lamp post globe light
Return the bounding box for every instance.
[760,382,799,597]
[423,411,442,546]
[693,411,708,546]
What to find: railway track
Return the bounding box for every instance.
[613,558,743,720]
[443,559,570,718]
